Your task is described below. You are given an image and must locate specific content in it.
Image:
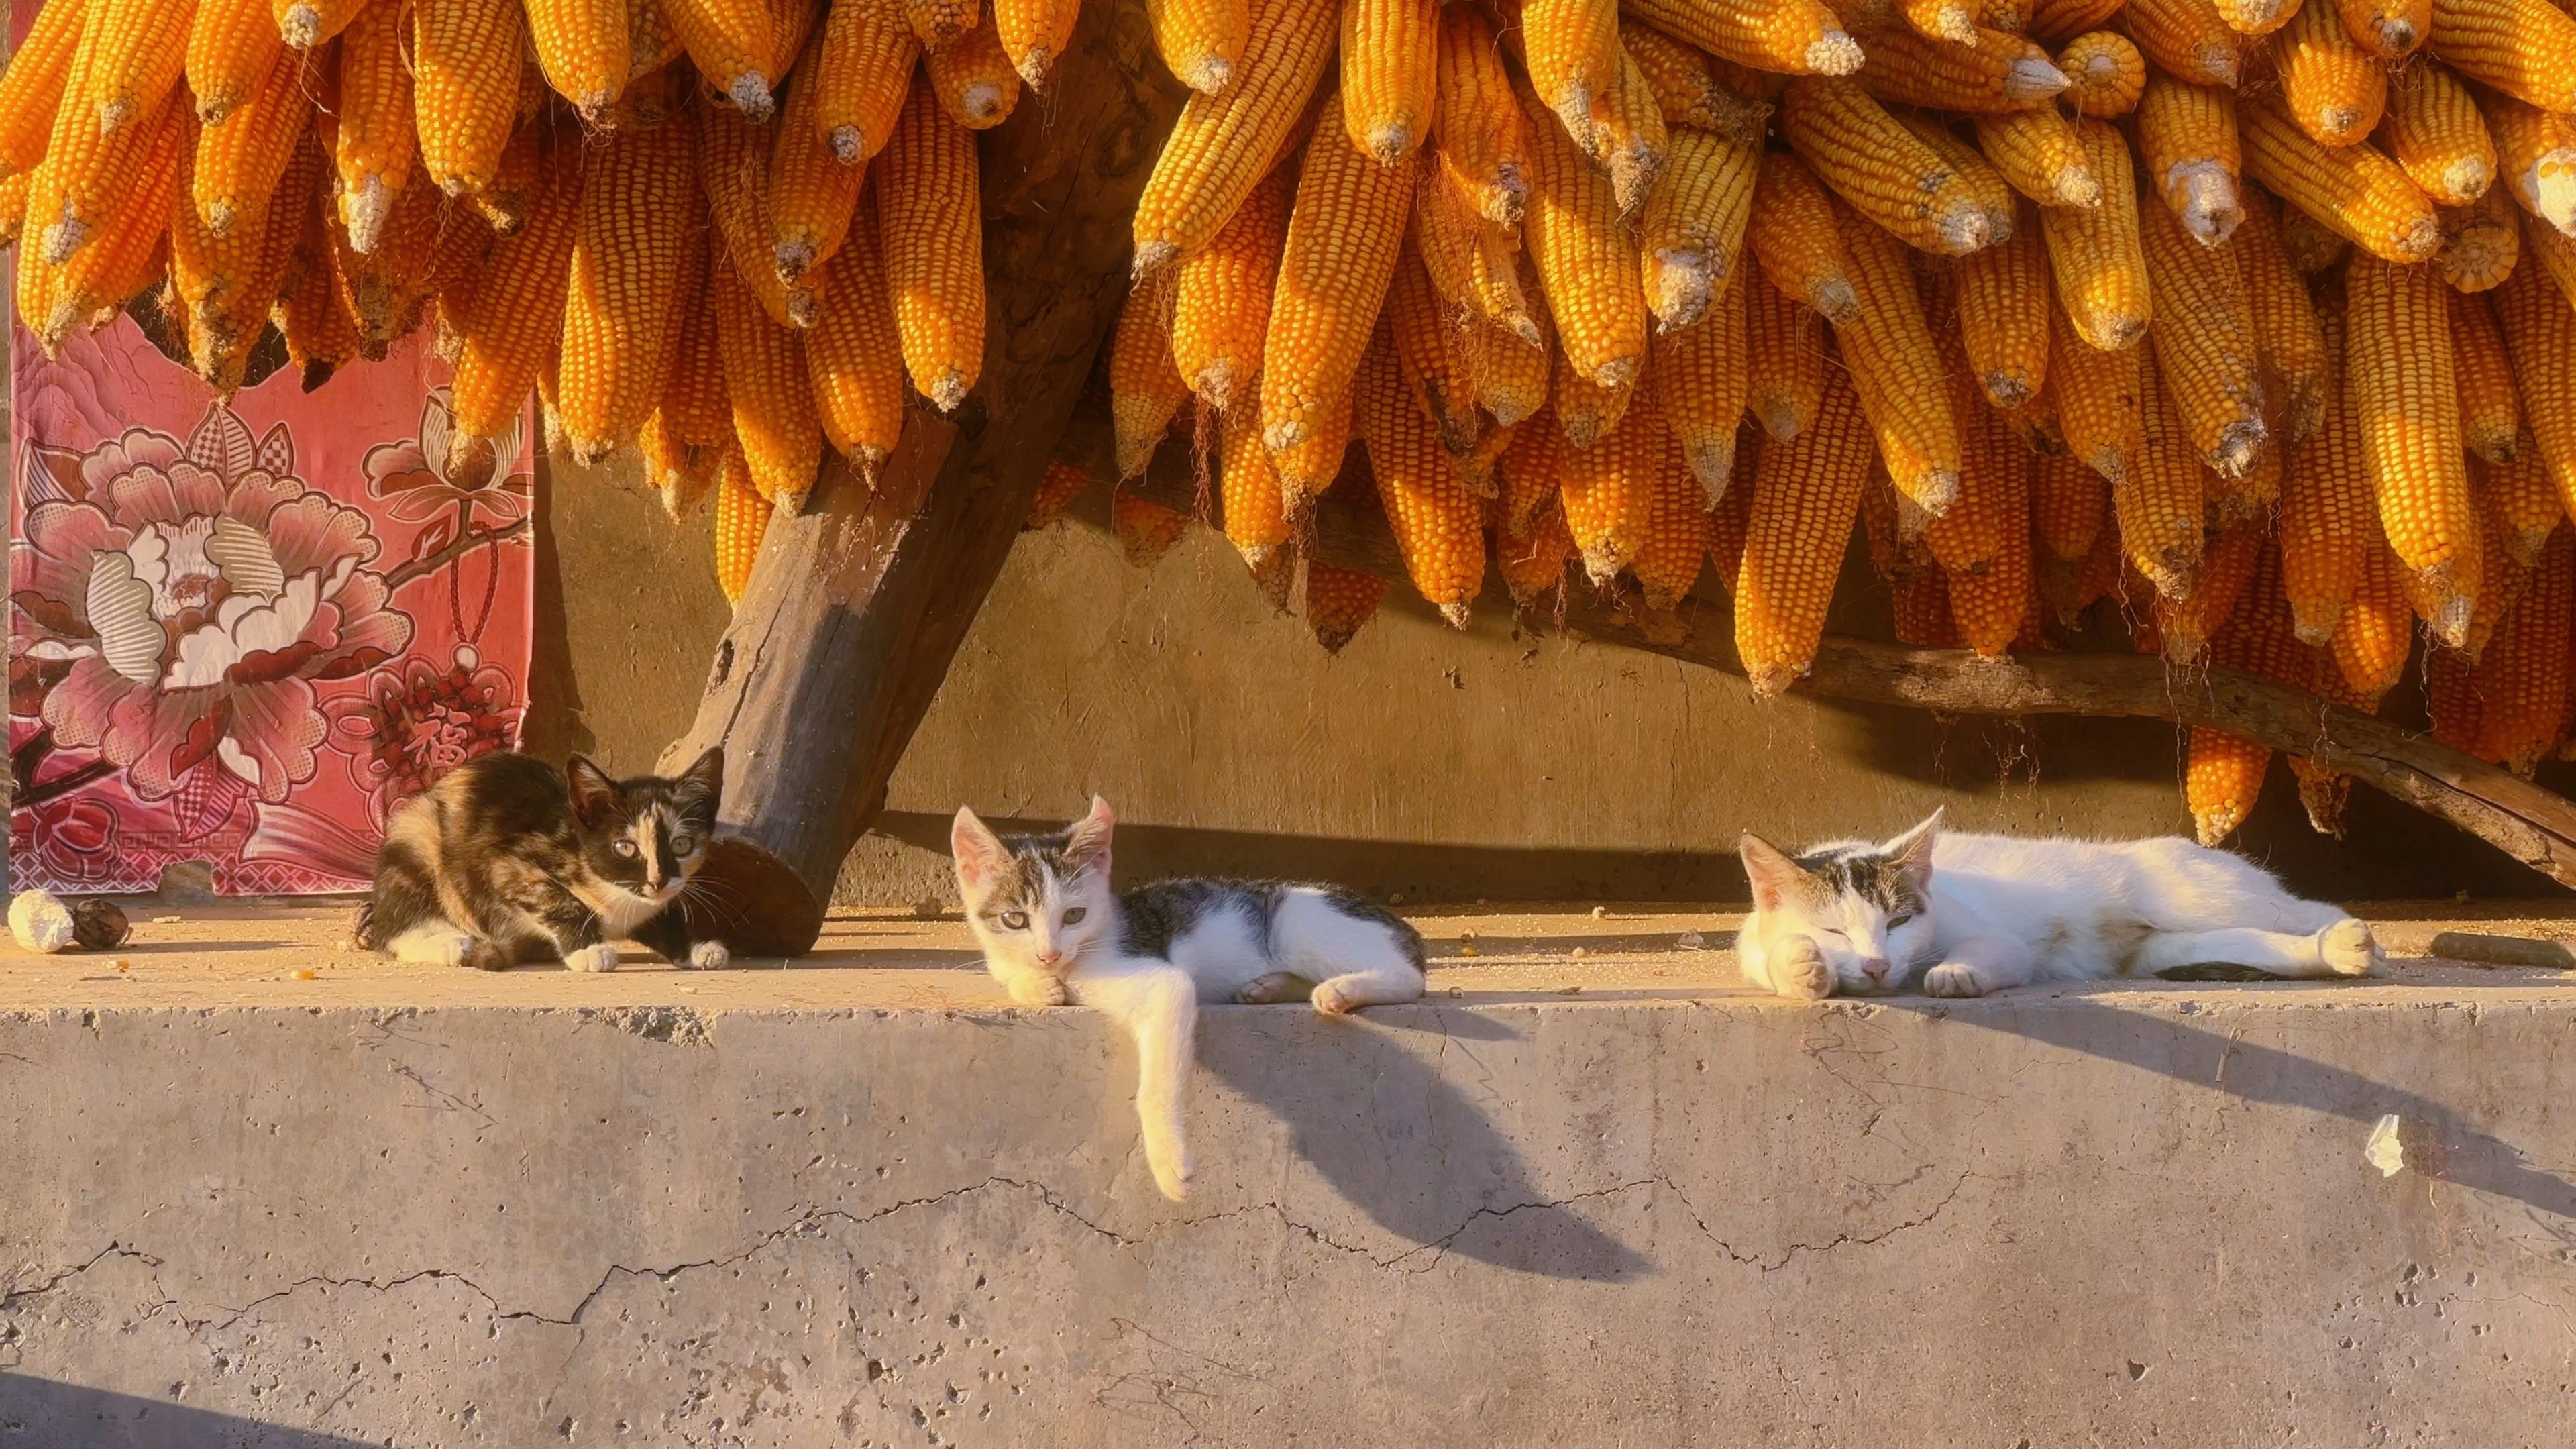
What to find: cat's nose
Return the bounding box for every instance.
[1861,957,1892,983]
[1036,949,1063,967]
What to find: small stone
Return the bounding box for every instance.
[1677,931,1706,950]
[9,891,76,953]
[153,915,184,924]
[70,898,130,951]
[1458,928,1477,941]
[292,968,318,981]
[1591,905,1608,920]
[1389,893,1407,906]
[1570,946,1589,959]
[1556,984,1582,995]
[1458,944,1479,958]
[115,960,131,973]
[678,986,700,995]
[1447,986,1465,998]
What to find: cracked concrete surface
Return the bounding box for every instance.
[5,912,2576,1444]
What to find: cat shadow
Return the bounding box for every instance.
[1902,1000,2576,1233]
[0,1373,380,1447]
[1199,1004,1650,1283]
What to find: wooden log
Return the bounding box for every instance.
[1089,418,2576,893]
[660,9,1188,956]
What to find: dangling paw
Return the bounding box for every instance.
[1775,937,1834,1001]
[563,943,621,973]
[684,940,732,971]
[2319,918,2381,977]
[1924,961,1988,998]
[1237,971,1301,1005]
[1148,1145,1195,1201]
[1006,974,1070,1007]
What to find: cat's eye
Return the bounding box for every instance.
[672,836,696,854]
[1888,912,1914,927]
[1001,910,1029,930]
[1062,907,1087,925]
[612,841,639,858]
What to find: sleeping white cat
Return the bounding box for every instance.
[1737,810,2383,999]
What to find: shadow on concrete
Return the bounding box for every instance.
[1202,1005,1650,1284]
[1921,1003,2576,1235]
[0,1375,378,1448]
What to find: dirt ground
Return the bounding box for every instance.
[5,899,2575,1010]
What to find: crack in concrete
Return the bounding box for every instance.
[1652,1170,1978,1272]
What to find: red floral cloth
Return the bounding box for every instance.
[9,315,535,895]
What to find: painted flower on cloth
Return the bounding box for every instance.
[322,645,522,828]
[9,407,414,804]
[362,388,530,531]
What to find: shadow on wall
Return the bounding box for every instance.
[0,1376,380,1448]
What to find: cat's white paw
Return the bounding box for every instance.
[685,939,731,971]
[1237,971,1301,1005]
[563,943,621,973]
[2319,918,2380,977]
[1775,938,1834,1001]
[1309,977,1371,1014]
[1149,1148,1195,1202]
[1006,975,1070,1007]
[1924,961,1988,998]
[435,933,475,969]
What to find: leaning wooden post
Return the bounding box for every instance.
[660,6,1186,955]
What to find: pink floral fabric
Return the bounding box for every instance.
[10,314,535,895]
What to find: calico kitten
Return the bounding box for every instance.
[952,797,1426,1200]
[1737,809,2383,1000]
[356,749,731,973]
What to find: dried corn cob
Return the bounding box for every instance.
[468,119,542,235]
[2231,190,2328,445]
[1433,3,1529,225]
[878,81,984,411]
[924,17,1020,129]
[1384,239,1478,455]
[185,0,274,125]
[527,0,631,121]
[1737,362,1874,693]
[2434,184,2521,290]
[700,103,815,328]
[417,0,528,196]
[2347,254,2480,645]
[2030,0,2129,40]
[85,0,195,138]
[1582,44,1670,219]
[0,1,83,176]
[559,111,696,464]
[2338,0,2431,54]
[1748,149,1860,321]
[1860,23,2071,113]
[2279,0,2387,147]
[1553,341,1635,448]
[1358,323,1483,625]
[806,189,906,480]
[1656,264,1750,500]
[1620,0,1863,74]
[45,95,181,347]
[1973,107,2102,209]
[2052,281,2145,484]
[712,244,824,509]
[1943,412,2033,656]
[2383,62,2496,207]
[771,34,866,280]
[187,40,305,239]
[1269,374,1356,516]
[1558,387,1666,582]
[446,152,580,481]
[2135,71,2244,245]
[667,0,781,115]
[2528,214,2576,301]
[2473,525,2571,773]
[1517,0,1621,156]
[2056,30,2142,116]
[1633,437,1715,611]
[1130,0,1338,277]
[1340,0,1434,164]
[1499,402,1564,534]
[1892,109,2019,246]
[2140,197,2265,476]
[2493,263,2573,524]
[1497,502,1576,610]
[2127,0,2246,83]
[2184,727,2268,845]
[2121,349,2207,597]
[1900,0,1980,42]
[713,443,769,602]
[1114,490,1191,565]
[1640,126,1759,332]
[1172,162,1287,411]
[2479,455,2559,568]
[279,173,360,386]
[2241,97,2442,262]
[2041,117,2151,348]
[1780,78,1994,255]
[1220,400,1293,596]
[2450,287,2523,465]
[331,0,412,254]
[2150,519,2259,661]
[1707,435,1759,592]
[1955,214,2051,409]
[2029,439,2109,561]
[1516,76,1646,388]
[1623,19,1773,144]
[1110,270,1187,478]
[814,0,918,162]
[274,0,370,48]
[2428,0,2576,114]
[1146,0,1248,94]
[990,0,1077,87]
[1413,165,1539,342]
[2483,91,2576,238]
[1835,207,1963,515]
[2279,307,2373,641]
[1746,272,1825,439]
[2325,536,2413,696]
[1304,559,1388,653]
[1464,299,1552,426]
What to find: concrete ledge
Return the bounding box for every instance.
[3,908,2574,1445]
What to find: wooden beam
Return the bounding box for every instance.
[1091,417,2576,892]
[661,11,1188,955]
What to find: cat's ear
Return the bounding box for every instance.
[1886,809,1942,889]
[1739,833,1805,912]
[1062,795,1115,879]
[566,755,621,828]
[675,747,724,813]
[952,807,1008,893]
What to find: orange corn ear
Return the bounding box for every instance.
[2329,535,2414,698]
[1519,0,1621,151]
[280,169,362,386]
[1515,75,1646,388]
[2240,97,2442,263]
[186,0,275,124]
[1779,78,1993,256]
[2139,197,2265,476]
[2039,116,2149,350]
[924,17,1021,129]
[1340,0,1436,166]
[806,187,908,480]
[1385,238,1478,456]
[185,40,305,240]
[2029,443,2108,563]
[344,160,485,353]
[2125,0,2245,85]
[2149,519,2257,661]
[1737,362,1874,694]
[713,443,771,603]
[416,0,528,197]
[467,119,543,235]
[1557,386,1666,584]
[2429,0,2576,113]
[1892,109,2018,244]
[1358,323,1484,624]
[2135,71,2243,246]
[2347,254,2480,647]
[43,95,180,348]
[1746,271,1823,439]
[663,245,733,450]
[559,111,696,464]
[2434,184,2520,292]
[2451,287,2523,466]
[993,0,1079,88]
[1110,269,1187,478]
[1130,0,1336,277]
[1972,107,2100,209]
[273,0,369,48]
[1748,149,1860,321]
[1900,0,1980,44]
[1146,0,1248,95]
[1859,23,2071,115]
[698,101,818,328]
[2184,727,2269,845]
[2338,0,2430,55]
[1656,263,1750,500]
[446,150,580,474]
[1497,501,1576,611]
[2055,30,2142,116]
[0,0,83,174]
[1955,213,2050,409]
[2492,263,2573,524]
[1580,42,1670,219]
[0,168,32,246]
[2479,454,2559,567]
[628,0,688,85]
[2231,191,2328,446]
[2383,62,2496,207]
[2051,280,2144,485]
[87,0,197,137]
[527,0,631,121]
[1552,340,1634,449]
[2279,0,2387,147]
[877,81,984,411]
[1463,304,1551,429]
[769,34,865,280]
[666,0,781,116]
[1219,398,1293,588]
[2213,0,2302,34]
[1942,409,2034,657]
[2029,0,2127,40]
[1619,0,1862,74]
[643,411,718,515]
[1433,3,1529,225]
[2529,214,2576,303]
[1173,162,1288,412]
[1413,164,1538,342]
[1631,432,1714,611]
[1835,207,1962,516]
[713,247,825,510]
[2279,301,2371,641]
[1023,457,1087,529]
[2123,349,2207,598]
[899,0,973,48]
[2471,526,2573,773]
[1303,557,1388,652]
[1640,126,1759,332]
[331,0,412,254]
[2483,91,2576,239]
[1623,19,1772,144]
[1706,434,1758,592]
[814,0,917,163]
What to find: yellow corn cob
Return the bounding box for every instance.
[2328,535,2413,696]
[1638,126,1758,333]
[1112,489,1191,566]
[642,411,716,515]
[878,80,984,411]
[770,34,865,280]
[280,170,362,386]
[1706,437,1758,592]
[1433,2,1528,225]
[814,0,917,162]
[2241,97,2443,262]
[1900,0,1981,42]
[1954,211,2051,408]
[1892,109,2019,248]
[1303,557,1389,651]
[2528,211,2576,301]
[1413,166,1539,342]
[2483,91,2576,238]
[2214,0,2302,32]
[667,0,780,115]
[2337,0,2430,53]
[445,152,579,476]
[2449,287,2523,464]
[2184,727,2268,844]
[464,118,543,235]
[1947,410,2034,656]
[662,245,732,453]
[0,168,32,246]
[526,0,630,121]
[2000,364,2066,454]
[1357,323,1483,624]
[2280,0,2387,148]
[1497,501,1576,610]
[1737,362,1873,693]
[345,159,486,353]
[2493,263,2572,526]
[2381,62,2495,207]
[806,188,907,480]
[1622,19,1772,144]
[2456,480,2531,661]
[2347,253,2480,645]
[2274,199,2350,272]
[417,0,527,196]
[2040,117,2150,348]
[1780,78,1994,255]
[1516,0,1617,150]
[1110,269,1187,478]
[1464,307,1552,429]
[2471,526,2571,773]
[194,44,311,244]
[85,0,195,138]
[2149,517,2257,660]
[2125,0,2245,83]
[991,0,1078,87]
[1269,368,1357,513]
[0,0,82,174]
[924,17,1020,129]
[2135,71,2243,245]
[2121,348,2207,597]
[2055,30,2143,117]
[1515,76,1646,386]
[713,443,770,603]
[1582,41,1670,218]
[2029,437,2108,561]
[330,0,411,254]
[1630,435,1715,611]
[2029,0,2128,40]
[2039,498,2121,622]
[1861,23,2071,113]
[1219,399,1293,591]
[1553,340,1635,449]
[1383,239,1478,456]
[2279,301,2371,640]
[274,0,368,48]
[1655,264,1750,500]
[2051,279,2145,485]
[1746,271,1823,439]
[2435,184,2521,290]
[1131,0,1336,277]
[1972,107,2101,209]
[1620,0,1863,74]
[2479,457,2559,570]
[698,101,820,327]
[2229,189,2328,446]
[186,0,275,124]
[1170,162,1287,411]
[1835,207,1963,515]
[43,94,179,347]
[1921,345,2010,574]
[1557,386,1668,583]
[1144,0,1245,93]
[1020,457,1087,529]
[628,0,687,85]
[2429,0,2576,113]
[1748,149,1860,320]
[1339,0,1435,164]
[559,111,695,464]
[712,244,825,509]
[2139,196,2265,476]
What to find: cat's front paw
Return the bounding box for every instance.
[1007,975,1070,1007]
[1148,1146,1195,1201]
[2319,918,2381,977]
[1774,938,1834,1001]
[1923,961,1988,998]
[684,940,732,971]
[563,943,621,973]
[1236,971,1301,1004]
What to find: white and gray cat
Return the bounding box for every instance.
[1738,810,2383,1000]
[951,798,1426,1200]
